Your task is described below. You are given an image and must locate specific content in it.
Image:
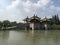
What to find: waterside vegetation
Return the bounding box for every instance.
[0,14,60,30]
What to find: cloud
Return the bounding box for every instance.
[0,0,56,22]
[49,5,60,12]
[33,0,51,8]
[1,0,60,22]
[6,0,20,10]
[6,0,51,11]
[23,0,32,12]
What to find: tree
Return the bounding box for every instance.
[2,20,10,29]
[48,18,53,25]
[10,21,17,26]
[52,14,60,25]
[0,21,3,29]
[56,14,60,24]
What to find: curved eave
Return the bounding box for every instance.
[23,19,27,21]
[23,18,29,21]
[29,18,40,21]
[41,18,50,22]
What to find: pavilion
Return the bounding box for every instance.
[23,14,51,30]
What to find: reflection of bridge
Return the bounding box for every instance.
[2,26,17,30]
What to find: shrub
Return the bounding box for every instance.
[52,24,60,29]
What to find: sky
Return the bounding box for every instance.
[0,0,60,22]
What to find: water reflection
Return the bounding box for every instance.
[0,30,60,45]
[0,31,9,39]
[24,30,60,45]
[0,31,9,45]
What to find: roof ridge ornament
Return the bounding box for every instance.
[34,14,35,16]
[36,14,37,16]
[27,16,28,18]
[44,16,47,19]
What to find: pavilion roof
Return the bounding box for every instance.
[42,17,50,22]
[23,16,29,21]
[29,15,41,21]
[23,14,41,22]
[23,15,50,22]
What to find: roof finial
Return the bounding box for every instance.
[45,16,47,19]
[26,16,29,19]
[34,14,35,16]
[36,14,37,16]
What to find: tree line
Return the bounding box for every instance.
[49,14,60,29]
[0,20,17,29]
[49,14,60,25]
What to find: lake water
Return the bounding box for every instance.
[0,30,60,45]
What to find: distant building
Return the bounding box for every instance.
[23,14,51,30]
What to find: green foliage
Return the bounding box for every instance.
[52,24,60,29]
[52,14,60,25]
[3,20,10,27]
[10,21,17,26]
[0,14,59,30]
[0,21,3,29]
